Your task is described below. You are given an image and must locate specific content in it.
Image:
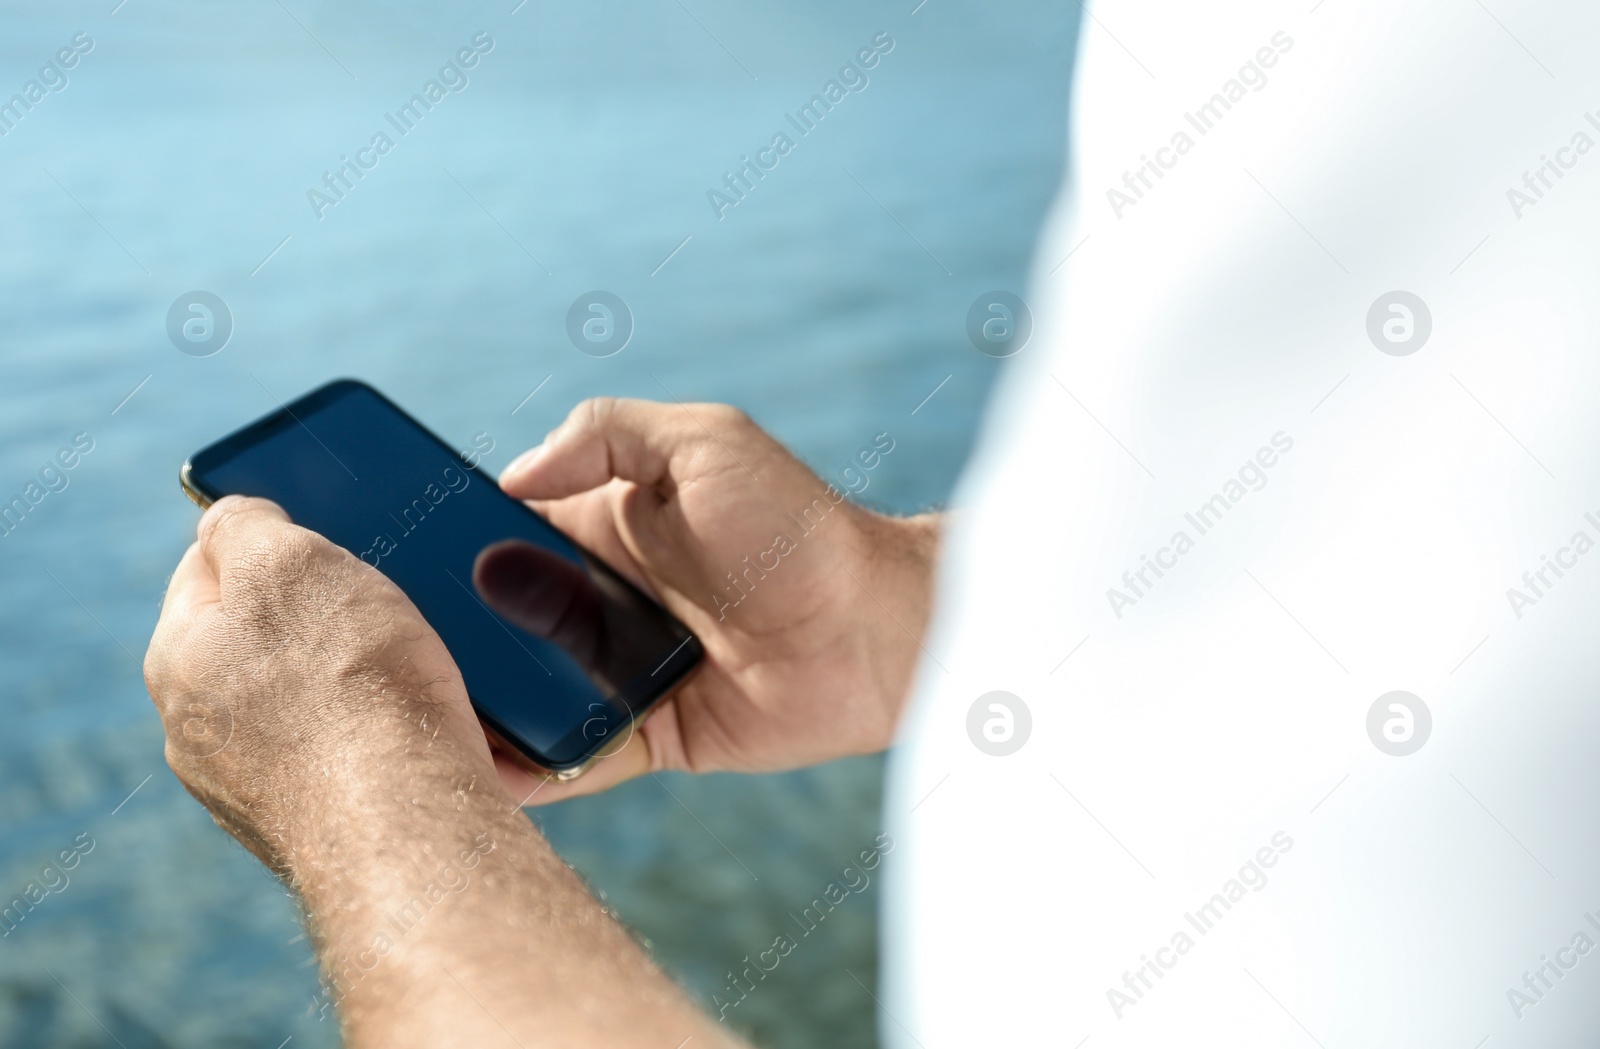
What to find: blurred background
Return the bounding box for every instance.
[0,1,1077,1045]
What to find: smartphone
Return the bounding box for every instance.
[180,378,703,780]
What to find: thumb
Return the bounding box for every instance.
[196,495,294,576]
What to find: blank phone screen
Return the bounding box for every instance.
[186,380,697,769]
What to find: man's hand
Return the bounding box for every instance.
[145,495,747,1049]
[144,495,502,875]
[494,397,940,804]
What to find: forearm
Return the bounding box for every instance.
[288,771,742,1049]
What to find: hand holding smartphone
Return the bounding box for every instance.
[180,379,703,779]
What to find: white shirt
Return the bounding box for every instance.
[888,1,1600,1045]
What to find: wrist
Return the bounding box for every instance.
[850,509,942,734]
[276,738,522,909]
[283,771,538,994]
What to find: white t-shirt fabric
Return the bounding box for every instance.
[886,1,1600,1046]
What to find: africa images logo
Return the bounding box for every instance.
[1106,831,1293,1018]
[706,33,895,220]
[306,33,495,220]
[1105,31,1293,219]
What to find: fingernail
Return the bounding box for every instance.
[503,443,546,478]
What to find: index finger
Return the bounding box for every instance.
[498,397,710,501]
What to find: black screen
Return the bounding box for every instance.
[186,380,698,769]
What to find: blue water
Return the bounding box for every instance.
[0,2,1076,1045]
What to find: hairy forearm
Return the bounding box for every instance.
[276,510,942,1047]
[286,766,742,1049]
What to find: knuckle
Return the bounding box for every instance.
[142,642,172,699]
[144,613,205,704]
[201,497,271,550]
[580,396,620,434]
[232,527,322,585]
[703,403,750,430]
[198,505,243,556]
[579,394,614,425]
[223,531,370,644]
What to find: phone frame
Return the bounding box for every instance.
[178,378,703,785]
